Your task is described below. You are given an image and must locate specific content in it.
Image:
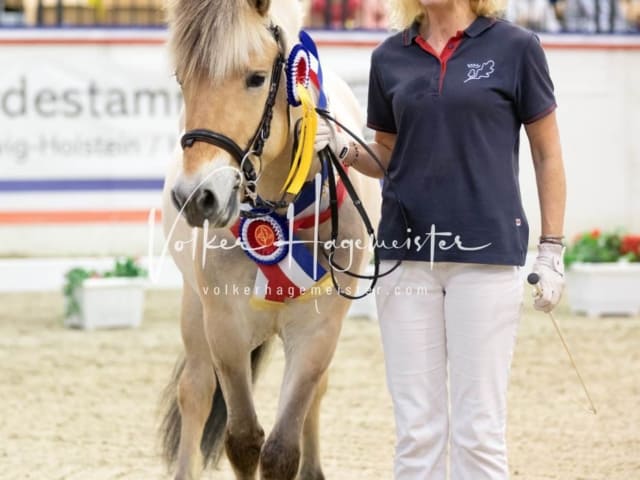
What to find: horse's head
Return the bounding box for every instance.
[169,0,292,228]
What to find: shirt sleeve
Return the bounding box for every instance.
[366,55,397,134]
[515,33,557,124]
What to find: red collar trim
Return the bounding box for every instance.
[402,16,496,47]
[415,31,464,61]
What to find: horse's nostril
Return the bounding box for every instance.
[171,188,184,211]
[197,188,217,215]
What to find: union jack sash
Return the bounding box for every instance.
[230,165,347,308]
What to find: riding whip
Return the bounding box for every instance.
[527,273,597,415]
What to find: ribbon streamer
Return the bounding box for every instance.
[282,84,317,195]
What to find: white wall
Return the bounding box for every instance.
[0,30,638,256]
[521,44,640,239]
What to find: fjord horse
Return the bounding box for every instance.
[160,0,381,478]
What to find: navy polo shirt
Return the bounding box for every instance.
[367,16,556,266]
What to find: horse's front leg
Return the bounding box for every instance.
[299,370,328,480]
[204,304,265,480]
[260,313,342,480]
[174,283,216,480]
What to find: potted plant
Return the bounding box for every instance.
[564,230,640,317]
[63,257,147,329]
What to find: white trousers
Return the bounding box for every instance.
[375,261,524,480]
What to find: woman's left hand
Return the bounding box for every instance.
[531,242,565,312]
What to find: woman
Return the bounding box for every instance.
[315,0,567,478]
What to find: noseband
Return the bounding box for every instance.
[180,24,287,211]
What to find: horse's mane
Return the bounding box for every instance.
[168,0,301,84]
[168,0,273,83]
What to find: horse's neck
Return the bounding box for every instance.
[255,138,294,202]
[255,125,322,205]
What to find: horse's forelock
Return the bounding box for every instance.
[168,0,275,84]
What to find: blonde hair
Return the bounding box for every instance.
[387,0,506,30]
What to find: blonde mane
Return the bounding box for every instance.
[168,0,302,82]
[168,0,300,84]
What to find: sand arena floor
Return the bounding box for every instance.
[1,290,639,480]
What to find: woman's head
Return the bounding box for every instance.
[387,0,506,30]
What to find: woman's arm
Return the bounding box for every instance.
[525,110,566,238]
[526,110,567,312]
[343,130,397,179]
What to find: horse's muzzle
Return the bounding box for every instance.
[172,183,239,229]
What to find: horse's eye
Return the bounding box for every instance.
[246,72,266,89]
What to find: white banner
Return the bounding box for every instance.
[0,40,180,180]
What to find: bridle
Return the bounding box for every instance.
[180,24,288,215]
[178,23,409,298]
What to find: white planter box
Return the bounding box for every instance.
[65,277,146,329]
[566,262,640,317]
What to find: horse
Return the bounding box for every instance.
[159,0,381,479]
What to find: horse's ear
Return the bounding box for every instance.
[249,0,270,16]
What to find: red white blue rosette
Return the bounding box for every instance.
[285,31,328,109]
[286,44,311,107]
[239,214,289,265]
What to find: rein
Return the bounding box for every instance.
[316,109,410,300]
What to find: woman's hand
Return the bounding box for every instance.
[531,242,565,312]
[314,118,351,161]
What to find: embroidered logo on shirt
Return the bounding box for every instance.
[464,60,495,83]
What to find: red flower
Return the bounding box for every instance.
[590,229,601,239]
[620,235,640,256]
